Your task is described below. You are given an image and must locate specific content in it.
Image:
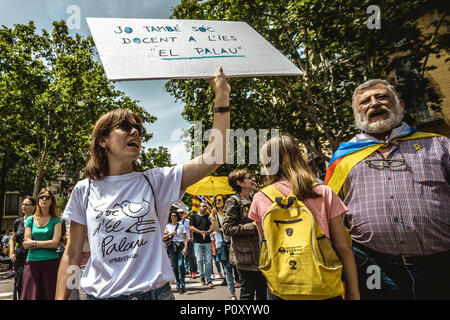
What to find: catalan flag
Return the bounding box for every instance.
[191,195,214,214]
[324,129,441,194]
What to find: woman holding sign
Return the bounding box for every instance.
[56,67,231,300]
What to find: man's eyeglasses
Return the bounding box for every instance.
[244,175,252,179]
[117,119,146,136]
[365,158,406,168]
[39,195,51,200]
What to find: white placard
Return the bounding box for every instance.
[86,18,302,81]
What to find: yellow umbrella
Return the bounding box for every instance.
[186,176,234,196]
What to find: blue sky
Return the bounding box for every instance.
[0,0,191,164]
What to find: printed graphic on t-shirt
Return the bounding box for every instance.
[92,199,155,259]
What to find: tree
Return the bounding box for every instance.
[0,21,156,197]
[139,146,173,170]
[166,0,448,176]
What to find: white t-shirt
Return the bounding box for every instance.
[64,166,184,298]
[164,222,186,243]
[180,218,191,241]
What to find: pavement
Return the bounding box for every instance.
[0,272,14,300]
[0,272,239,301]
[171,273,240,300]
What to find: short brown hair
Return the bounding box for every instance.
[23,195,36,207]
[228,168,251,193]
[84,109,143,180]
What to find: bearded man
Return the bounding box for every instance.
[324,79,449,300]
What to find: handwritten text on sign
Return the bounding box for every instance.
[86,18,302,81]
[115,24,242,59]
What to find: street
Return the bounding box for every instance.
[0,271,239,301]
[0,271,14,300]
[172,274,240,300]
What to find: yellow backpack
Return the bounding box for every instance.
[259,185,344,300]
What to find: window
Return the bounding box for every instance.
[4,193,20,217]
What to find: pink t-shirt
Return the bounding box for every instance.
[248,181,348,239]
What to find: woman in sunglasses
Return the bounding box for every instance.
[56,67,231,300]
[21,189,62,300]
[163,211,188,292]
[211,194,237,300]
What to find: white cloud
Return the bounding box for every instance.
[168,127,191,165]
[169,142,191,165]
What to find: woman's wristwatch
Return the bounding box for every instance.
[31,241,37,248]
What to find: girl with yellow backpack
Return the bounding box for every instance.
[248,134,360,300]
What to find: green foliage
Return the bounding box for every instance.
[139,146,173,170]
[57,195,69,214]
[167,0,447,172]
[0,21,156,196]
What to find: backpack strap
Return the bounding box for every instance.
[260,185,296,209]
[260,185,285,202]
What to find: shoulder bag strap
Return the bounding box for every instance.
[230,194,241,207]
[85,178,91,212]
[142,173,158,217]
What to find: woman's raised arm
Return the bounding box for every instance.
[180,67,231,191]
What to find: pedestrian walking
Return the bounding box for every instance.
[9,196,36,300]
[164,211,188,292]
[178,210,197,279]
[190,202,214,287]
[223,168,267,300]
[211,194,237,300]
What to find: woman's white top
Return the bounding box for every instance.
[64,166,184,298]
[180,217,191,241]
[164,222,186,243]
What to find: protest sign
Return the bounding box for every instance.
[86,18,302,81]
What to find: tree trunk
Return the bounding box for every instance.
[33,154,48,198]
[33,169,44,198]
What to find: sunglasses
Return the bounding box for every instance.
[215,199,223,203]
[39,195,51,200]
[365,158,405,168]
[117,119,145,136]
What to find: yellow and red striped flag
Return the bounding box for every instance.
[191,195,214,214]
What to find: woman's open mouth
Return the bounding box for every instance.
[127,141,139,148]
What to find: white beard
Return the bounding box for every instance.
[354,104,404,134]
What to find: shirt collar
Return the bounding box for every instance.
[350,122,414,144]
